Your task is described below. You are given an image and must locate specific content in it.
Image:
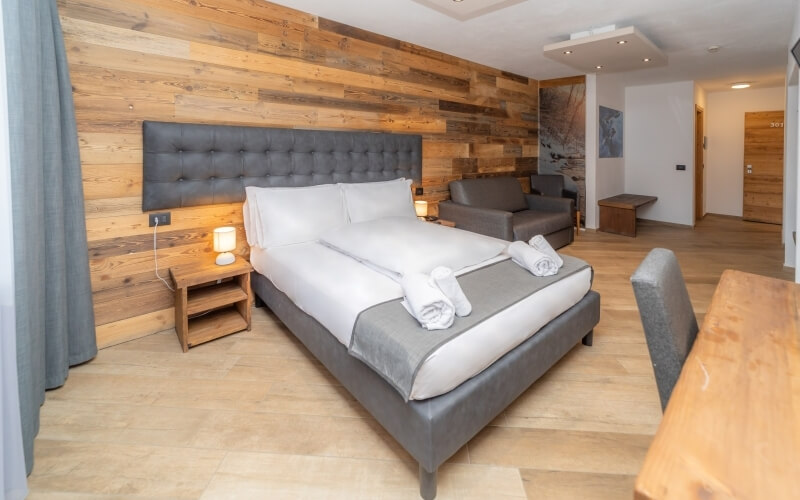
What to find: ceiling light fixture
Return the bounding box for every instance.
[643,58,651,62]
[707,45,721,53]
[563,50,573,55]
[731,82,751,89]
[595,65,603,69]
[617,40,627,45]
[452,0,464,2]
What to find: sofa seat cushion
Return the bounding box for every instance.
[512,210,572,241]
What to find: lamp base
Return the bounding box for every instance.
[215,252,235,266]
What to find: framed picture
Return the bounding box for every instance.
[599,105,623,158]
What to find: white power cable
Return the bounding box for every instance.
[153,218,175,292]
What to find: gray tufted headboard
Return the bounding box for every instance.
[142,121,423,212]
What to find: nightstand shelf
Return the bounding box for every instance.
[187,281,248,315]
[170,256,253,352]
[187,308,249,347]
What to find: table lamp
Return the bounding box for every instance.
[213,226,236,265]
[414,200,428,220]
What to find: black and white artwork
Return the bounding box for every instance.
[599,106,623,158]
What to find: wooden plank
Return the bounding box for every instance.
[634,270,800,500]
[60,15,191,59]
[84,197,142,219]
[85,203,243,241]
[58,0,260,52]
[82,164,142,199]
[95,307,174,348]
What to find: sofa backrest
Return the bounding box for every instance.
[449,177,527,212]
[530,174,565,198]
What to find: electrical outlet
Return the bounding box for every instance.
[415,187,423,195]
[148,212,171,227]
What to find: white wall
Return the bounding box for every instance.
[595,74,627,228]
[705,87,785,217]
[584,73,597,229]
[625,81,696,226]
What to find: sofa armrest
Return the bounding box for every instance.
[524,194,573,213]
[438,201,514,241]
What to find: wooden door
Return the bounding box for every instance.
[695,106,704,221]
[743,111,784,224]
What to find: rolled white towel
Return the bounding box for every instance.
[400,273,455,330]
[529,234,563,268]
[508,241,558,277]
[430,266,472,317]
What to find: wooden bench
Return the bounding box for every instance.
[598,194,657,237]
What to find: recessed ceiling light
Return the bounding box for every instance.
[643,58,651,62]
[731,83,751,89]
[617,40,627,45]
[595,65,603,69]
[452,0,464,2]
[707,45,721,53]
[563,50,573,55]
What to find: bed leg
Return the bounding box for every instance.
[582,330,594,346]
[254,294,265,308]
[419,464,437,500]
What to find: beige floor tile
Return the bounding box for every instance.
[200,451,419,500]
[467,426,651,475]
[191,410,413,462]
[520,469,636,500]
[27,440,224,499]
[37,399,211,447]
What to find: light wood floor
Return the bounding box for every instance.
[27,215,793,499]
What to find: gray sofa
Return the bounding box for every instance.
[438,177,574,249]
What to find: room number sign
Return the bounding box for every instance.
[770,122,784,128]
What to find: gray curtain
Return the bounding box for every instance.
[3,0,97,474]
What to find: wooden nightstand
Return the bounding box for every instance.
[169,256,253,352]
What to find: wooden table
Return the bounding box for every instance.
[634,270,800,500]
[598,194,657,237]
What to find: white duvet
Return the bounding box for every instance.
[319,216,507,278]
[250,218,592,400]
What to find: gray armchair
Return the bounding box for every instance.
[530,174,580,229]
[630,248,699,411]
[438,177,574,249]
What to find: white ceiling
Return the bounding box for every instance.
[268,0,797,92]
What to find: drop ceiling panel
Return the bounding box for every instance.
[410,0,527,21]
[544,26,667,74]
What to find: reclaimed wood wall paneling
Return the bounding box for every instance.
[58,0,540,347]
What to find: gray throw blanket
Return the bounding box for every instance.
[349,255,591,401]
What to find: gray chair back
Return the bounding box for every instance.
[630,248,699,411]
[449,177,527,212]
[530,174,565,198]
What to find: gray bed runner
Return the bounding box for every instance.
[349,255,591,401]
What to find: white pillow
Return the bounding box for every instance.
[340,178,416,223]
[244,184,348,249]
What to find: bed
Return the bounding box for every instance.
[142,120,601,499]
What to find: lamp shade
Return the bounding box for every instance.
[414,200,428,217]
[213,226,236,252]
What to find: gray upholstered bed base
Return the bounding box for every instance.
[141,120,601,498]
[252,272,600,499]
